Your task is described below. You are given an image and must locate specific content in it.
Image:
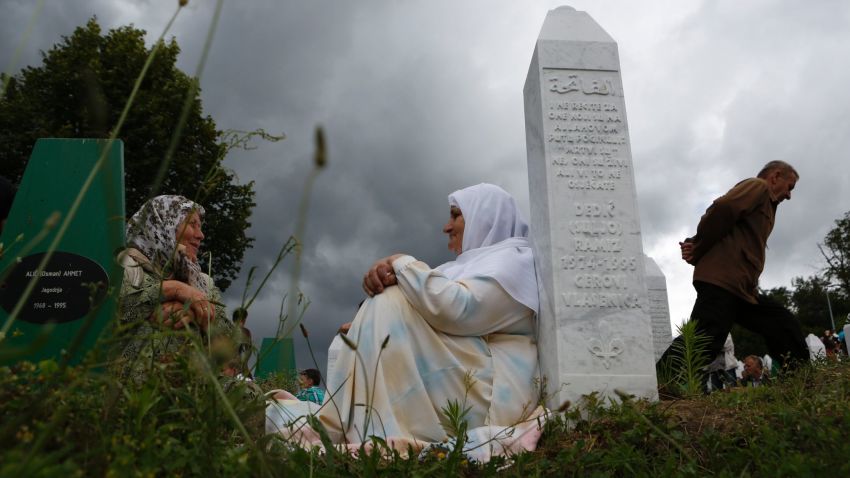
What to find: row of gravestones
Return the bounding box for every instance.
[0,138,294,375]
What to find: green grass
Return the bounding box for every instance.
[1,355,848,476]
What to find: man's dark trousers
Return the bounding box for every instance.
[661,281,808,370]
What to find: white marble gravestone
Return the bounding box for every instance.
[524,6,658,407]
[805,333,826,360]
[644,255,672,361]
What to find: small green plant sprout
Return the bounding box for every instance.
[661,319,712,397]
[442,397,473,440]
[441,371,476,438]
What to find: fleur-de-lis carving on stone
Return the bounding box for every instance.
[587,320,625,369]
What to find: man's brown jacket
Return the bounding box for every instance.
[688,178,777,304]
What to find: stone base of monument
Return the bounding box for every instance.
[255,337,296,378]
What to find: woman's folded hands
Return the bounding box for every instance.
[151,279,216,330]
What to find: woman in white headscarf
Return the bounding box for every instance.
[116,195,234,382]
[269,184,544,458]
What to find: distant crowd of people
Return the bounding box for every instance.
[704,329,848,393]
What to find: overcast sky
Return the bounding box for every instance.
[3,0,849,374]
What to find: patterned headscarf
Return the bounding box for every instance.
[126,195,208,293]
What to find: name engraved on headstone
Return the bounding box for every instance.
[559,199,644,310]
[0,251,109,324]
[541,68,646,313]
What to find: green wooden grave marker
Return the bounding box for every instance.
[0,138,124,365]
[256,337,296,378]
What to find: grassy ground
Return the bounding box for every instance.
[524,359,850,476]
[1,356,848,476]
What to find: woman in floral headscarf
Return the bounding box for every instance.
[116,195,234,382]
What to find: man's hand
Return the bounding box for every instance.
[680,240,696,265]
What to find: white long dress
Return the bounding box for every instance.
[316,254,539,449]
[267,184,546,460]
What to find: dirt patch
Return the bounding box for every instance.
[660,398,742,436]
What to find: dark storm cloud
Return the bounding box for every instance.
[201,1,550,370]
[3,0,850,370]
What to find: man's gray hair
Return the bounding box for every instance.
[757,160,799,180]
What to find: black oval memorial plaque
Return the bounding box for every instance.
[0,251,110,324]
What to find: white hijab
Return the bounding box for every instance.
[436,183,539,314]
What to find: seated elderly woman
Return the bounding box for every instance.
[268,183,545,459]
[115,195,235,382]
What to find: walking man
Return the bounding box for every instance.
[661,161,808,374]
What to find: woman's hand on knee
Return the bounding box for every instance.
[362,254,404,296]
[189,299,215,331]
[160,280,215,330]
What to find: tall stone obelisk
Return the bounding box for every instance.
[524,6,658,407]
